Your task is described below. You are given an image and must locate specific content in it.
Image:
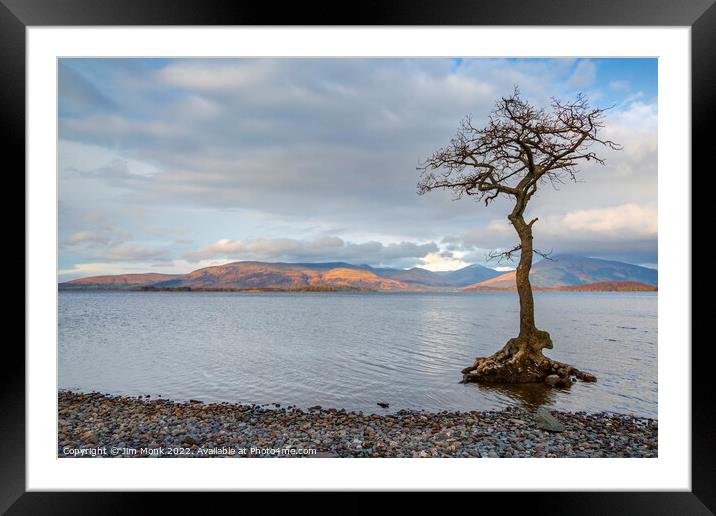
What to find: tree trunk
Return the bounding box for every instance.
[496,214,553,360]
[459,212,596,385]
[513,217,536,340]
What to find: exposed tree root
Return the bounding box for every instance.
[460,330,597,385]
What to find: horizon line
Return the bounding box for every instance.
[58,254,659,283]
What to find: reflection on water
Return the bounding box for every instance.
[59,291,657,417]
[474,382,560,410]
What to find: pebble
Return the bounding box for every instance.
[57,390,657,459]
[535,407,566,433]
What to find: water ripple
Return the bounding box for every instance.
[59,291,657,417]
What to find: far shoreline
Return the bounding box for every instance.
[58,286,658,293]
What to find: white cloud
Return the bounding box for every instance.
[64,230,109,246]
[609,80,630,91]
[556,204,657,237]
[94,242,170,262]
[58,58,658,272]
[609,101,657,132]
[465,203,656,244]
[419,251,470,272]
[157,60,275,91]
[567,60,597,88]
[58,258,233,281]
[184,236,438,267]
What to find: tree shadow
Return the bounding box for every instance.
[471,382,564,411]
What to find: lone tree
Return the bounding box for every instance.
[418,88,619,385]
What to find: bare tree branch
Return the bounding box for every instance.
[419,87,618,382]
[417,87,621,217]
[487,244,522,264]
[533,248,554,261]
[487,246,555,264]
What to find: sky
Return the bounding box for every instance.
[58,58,658,281]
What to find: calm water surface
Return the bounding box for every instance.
[58,291,657,417]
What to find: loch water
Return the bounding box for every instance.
[58,291,657,417]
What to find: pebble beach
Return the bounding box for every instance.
[58,391,657,458]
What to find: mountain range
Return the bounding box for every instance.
[60,255,657,292]
[465,254,658,290]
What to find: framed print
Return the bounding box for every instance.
[7,0,710,511]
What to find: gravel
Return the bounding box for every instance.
[58,391,657,458]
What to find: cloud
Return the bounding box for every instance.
[184,236,438,267]
[93,242,170,262]
[60,67,656,235]
[63,230,109,247]
[58,258,231,281]
[609,100,657,132]
[60,218,133,251]
[66,158,156,191]
[157,60,276,91]
[418,251,470,271]
[555,204,657,237]
[58,58,657,274]
[448,203,657,265]
[59,63,116,115]
[468,203,657,243]
[609,80,630,91]
[567,60,597,88]
[60,218,169,263]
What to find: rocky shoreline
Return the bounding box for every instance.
[58,391,657,458]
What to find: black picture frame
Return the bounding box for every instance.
[6,0,707,511]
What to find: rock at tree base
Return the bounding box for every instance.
[535,408,565,432]
[463,358,594,385]
[542,374,574,388]
[544,374,560,386]
[554,376,573,388]
[578,372,597,382]
[461,337,597,385]
[462,355,591,385]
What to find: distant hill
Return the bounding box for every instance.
[59,256,657,292]
[466,280,657,292]
[464,255,657,290]
[60,272,184,289]
[61,262,413,291]
[367,266,451,287]
[60,261,503,291]
[552,281,657,292]
[436,264,505,286]
[370,263,501,287]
